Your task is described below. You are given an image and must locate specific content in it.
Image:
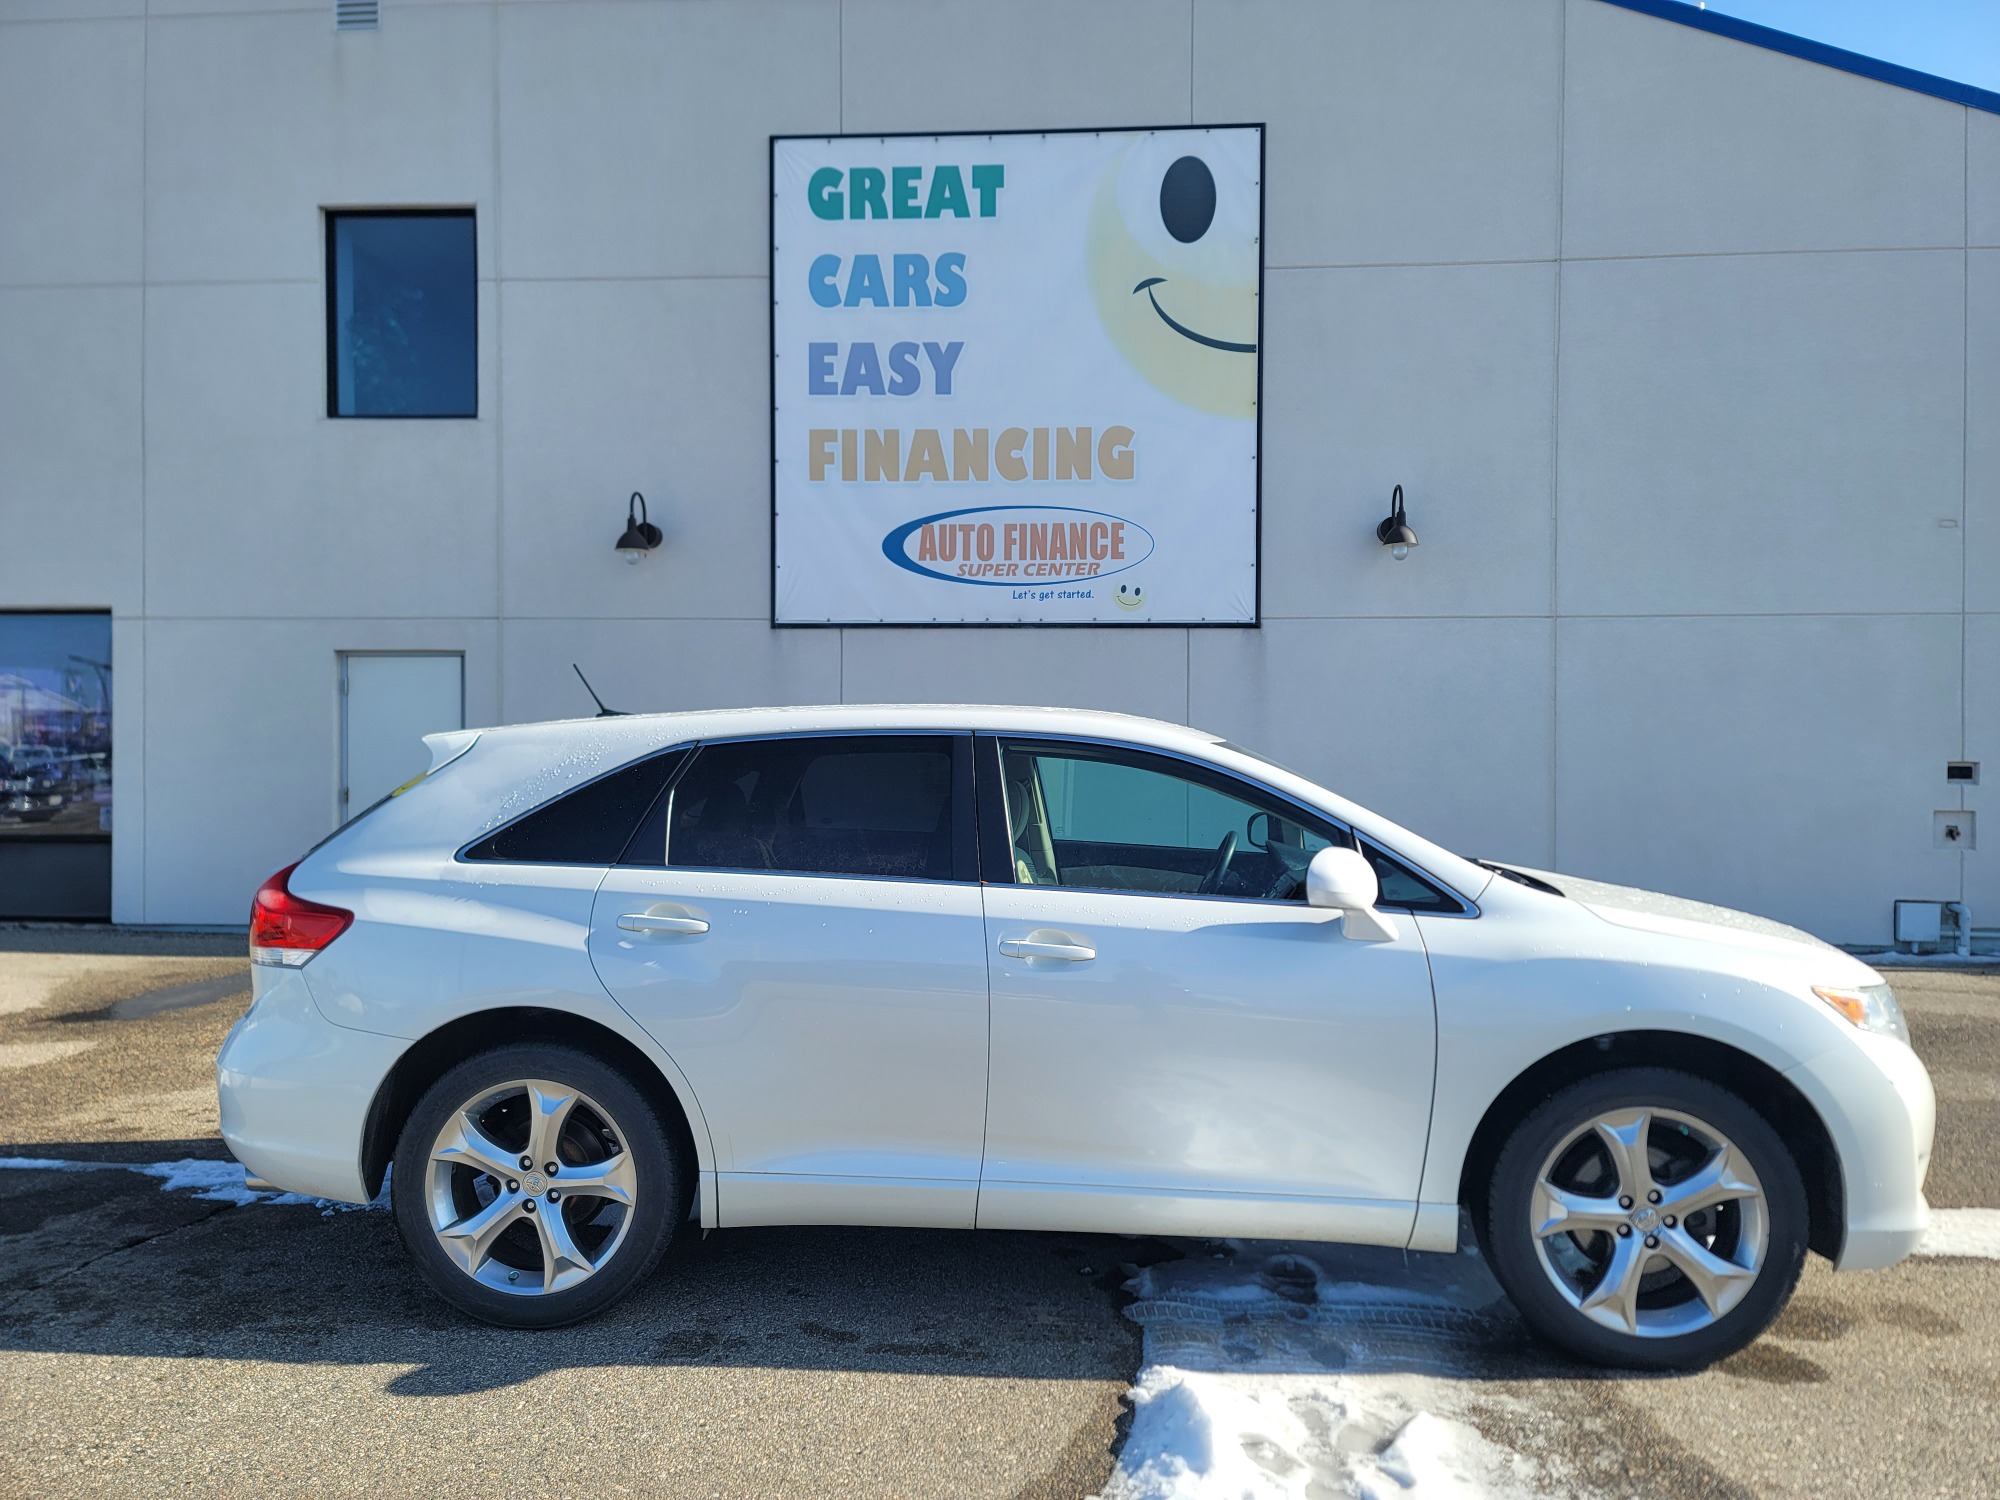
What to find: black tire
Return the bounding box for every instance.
[1484,1067,1808,1370]
[391,1042,682,1329]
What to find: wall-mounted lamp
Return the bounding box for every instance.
[1375,484,1418,560]
[615,491,662,564]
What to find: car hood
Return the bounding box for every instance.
[1491,864,1863,968]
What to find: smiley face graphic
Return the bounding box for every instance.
[1113,583,1147,611]
[1089,131,1260,418]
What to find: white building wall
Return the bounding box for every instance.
[0,0,1986,940]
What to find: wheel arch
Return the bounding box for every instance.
[1455,1030,1845,1263]
[359,1006,706,1217]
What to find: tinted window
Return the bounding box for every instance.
[327,211,477,417]
[996,741,1348,901]
[667,736,960,880]
[464,749,685,865]
[1363,843,1463,914]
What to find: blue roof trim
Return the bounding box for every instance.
[1596,0,2000,117]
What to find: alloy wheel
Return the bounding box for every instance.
[1529,1105,1768,1339]
[423,1078,639,1296]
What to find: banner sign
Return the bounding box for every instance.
[772,126,1263,625]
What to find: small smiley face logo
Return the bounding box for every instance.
[1089,131,1260,418]
[1114,583,1147,611]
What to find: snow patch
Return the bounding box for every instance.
[0,1155,385,1214]
[1917,1207,2000,1259]
[1101,1366,1546,1500]
[1096,1243,1565,1500]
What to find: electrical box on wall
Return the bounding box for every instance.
[1894,900,1965,955]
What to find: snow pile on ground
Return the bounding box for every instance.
[1094,1242,1565,1500]
[1918,1207,2000,1259]
[0,1155,385,1213]
[1105,1365,1546,1500]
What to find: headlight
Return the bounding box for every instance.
[1812,983,1909,1045]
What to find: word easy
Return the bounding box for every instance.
[808,341,964,397]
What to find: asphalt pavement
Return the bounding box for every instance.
[0,925,1993,1498]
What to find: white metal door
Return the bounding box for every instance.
[339,653,464,822]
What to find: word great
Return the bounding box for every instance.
[808,164,1005,220]
[808,426,1136,484]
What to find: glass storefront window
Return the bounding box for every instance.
[0,613,112,842]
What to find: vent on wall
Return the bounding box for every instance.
[335,0,379,31]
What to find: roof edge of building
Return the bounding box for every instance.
[1597,0,2000,117]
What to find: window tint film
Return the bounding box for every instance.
[996,741,1348,901]
[1363,843,1462,914]
[668,736,960,880]
[328,211,477,417]
[463,749,685,865]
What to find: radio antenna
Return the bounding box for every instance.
[572,664,626,717]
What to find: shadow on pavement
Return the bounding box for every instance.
[0,1145,1640,1397]
[0,1154,1149,1396]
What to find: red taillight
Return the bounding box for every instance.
[249,863,353,966]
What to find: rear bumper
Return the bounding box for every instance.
[216,966,405,1204]
[1785,1030,1936,1272]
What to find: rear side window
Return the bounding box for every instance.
[463,749,687,865]
[666,735,967,881]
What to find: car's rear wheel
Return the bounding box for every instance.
[391,1043,681,1328]
[1484,1067,1808,1370]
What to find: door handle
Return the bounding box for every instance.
[998,937,1096,962]
[618,913,710,935]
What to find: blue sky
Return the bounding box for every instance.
[1691,1,2000,94]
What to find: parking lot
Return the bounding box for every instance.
[0,928,1994,1499]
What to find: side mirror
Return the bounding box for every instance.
[1306,846,1400,942]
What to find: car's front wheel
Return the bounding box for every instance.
[1484,1067,1809,1369]
[391,1043,682,1328]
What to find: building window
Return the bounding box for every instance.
[326,210,476,418]
[0,612,112,843]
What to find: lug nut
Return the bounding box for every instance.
[544,1162,559,1176]
[505,1179,519,1193]
[1617,1224,1632,1237]
[1647,1190,1662,1205]
[1645,1234,1659,1248]
[523,1199,537,1214]
[520,1155,534,1170]
[547,1189,561,1203]
[1664,1215,1677,1229]
[1618,1196,1634,1210]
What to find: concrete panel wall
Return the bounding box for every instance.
[0,0,1985,940]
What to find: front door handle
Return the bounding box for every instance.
[618,913,710,935]
[998,936,1096,962]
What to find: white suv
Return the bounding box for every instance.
[216,705,1933,1367]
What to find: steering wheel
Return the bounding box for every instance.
[1197,831,1238,895]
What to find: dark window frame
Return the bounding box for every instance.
[654,731,978,885]
[325,207,479,420]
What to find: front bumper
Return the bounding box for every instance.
[216,965,406,1204]
[1785,1029,1936,1271]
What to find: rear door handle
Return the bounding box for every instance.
[618,913,710,935]
[998,937,1096,962]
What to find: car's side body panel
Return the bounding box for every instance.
[587,867,990,1230]
[1411,878,1928,1256]
[978,880,1437,1247]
